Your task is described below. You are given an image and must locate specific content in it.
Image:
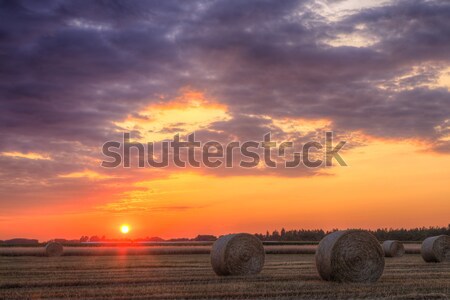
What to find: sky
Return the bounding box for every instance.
[0,0,449,240]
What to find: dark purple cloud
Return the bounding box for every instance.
[0,0,449,209]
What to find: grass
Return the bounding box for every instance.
[0,252,448,299]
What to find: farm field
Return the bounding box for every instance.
[0,253,448,299]
[0,243,422,256]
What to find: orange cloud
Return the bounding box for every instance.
[59,170,115,180]
[114,88,231,142]
[1,151,51,160]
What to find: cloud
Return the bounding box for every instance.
[0,0,449,211]
[1,151,51,160]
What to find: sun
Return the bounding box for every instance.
[120,224,130,234]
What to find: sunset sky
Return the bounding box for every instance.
[1,0,449,240]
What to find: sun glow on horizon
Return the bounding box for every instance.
[120,224,130,234]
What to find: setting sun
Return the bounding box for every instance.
[120,225,130,234]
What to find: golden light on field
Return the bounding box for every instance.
[120,224,130,234]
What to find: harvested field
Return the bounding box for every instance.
[0,243,421,256]
[0,252,448,299]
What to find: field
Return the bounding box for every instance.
[0,243,422,256]
[0,248,449,299]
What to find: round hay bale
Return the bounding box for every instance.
[382,240,405,257]
[45,242,64,257]
[210,233,265,276]
[421,235,450,263]
[315,230,385,283]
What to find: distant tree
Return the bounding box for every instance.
[89,235,101,242]
[257,226,449,242]
[271,230,280,240]
[193,235,217,241]
[146,236,165,242]
[4,238,38,245]
[80,236,89,242]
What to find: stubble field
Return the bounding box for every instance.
[0,250,449,299]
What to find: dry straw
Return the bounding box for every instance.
[315,230,385,283]
[210,233,265,276]
[421,235,450,263]
[382,240,405,257]
[45,242,64,257]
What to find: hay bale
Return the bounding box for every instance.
[382,240,405,257]
[45,242,64,257]
[210,233,265,276]
[421,235,450,263]
[315,230,385,283]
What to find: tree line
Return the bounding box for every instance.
[254,225,450,242]
[76,226,450,243]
